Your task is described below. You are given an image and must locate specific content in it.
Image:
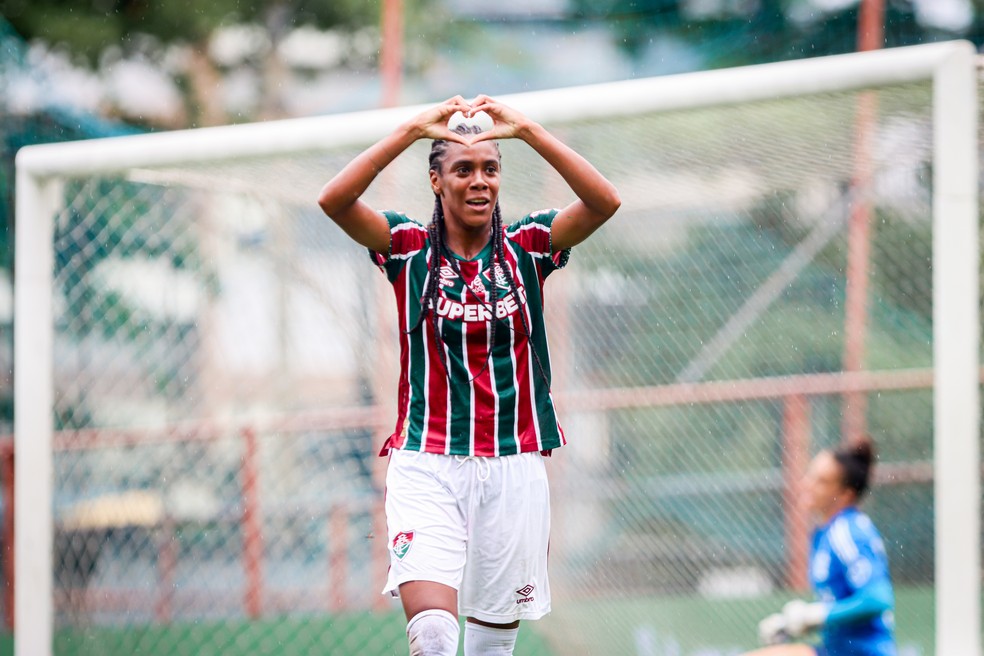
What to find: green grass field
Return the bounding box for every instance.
[545,585,935,654]
[0,612,551,656]
[0,586,942,655]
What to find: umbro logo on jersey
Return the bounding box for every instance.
[515,584,535,604]
[439,265,459,288]
[392,531,414,560]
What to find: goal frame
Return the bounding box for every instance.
[15,41,980,655]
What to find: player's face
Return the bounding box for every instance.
[431,141,501,232]
[804,451,851,521]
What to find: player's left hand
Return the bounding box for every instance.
[781,599,828,637]
[466,95,534,143]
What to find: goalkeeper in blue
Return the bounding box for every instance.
[748,436,896,656]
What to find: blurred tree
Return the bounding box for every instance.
[965,0,984,40]
[0,0,381,126]
[569,0,682,59]
[569,0,971,68]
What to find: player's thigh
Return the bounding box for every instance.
[460,452,551,621]
[383,451,469,594]
[400,580,458,621]
[466,616,520,630]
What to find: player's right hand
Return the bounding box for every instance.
[757,612,788,646]
[407,96,473,144]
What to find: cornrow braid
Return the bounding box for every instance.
[404,124,488,380]
[461,203,499,382]
[491,201,551,387]
[404,198,452,377]
[405,123,550,387]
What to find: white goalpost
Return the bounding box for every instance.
[15,41,979,655]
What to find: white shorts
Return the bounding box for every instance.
[382,448,552,623]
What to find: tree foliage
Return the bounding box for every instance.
[569,0,972,65]
[1,0,385,125]
[0,0,378,64]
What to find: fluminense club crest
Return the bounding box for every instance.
[482,263,512,290]
[393,531,414,560]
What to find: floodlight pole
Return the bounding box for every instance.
[380,0,403,107]
[857,0,885,51]
[841,0,885,443]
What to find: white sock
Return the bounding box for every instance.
[463,621,519,655]
[407,609,460,656]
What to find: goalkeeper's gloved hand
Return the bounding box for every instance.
[757,612,788,646]
[781,599,829,638]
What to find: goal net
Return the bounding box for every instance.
[14,41,979,655]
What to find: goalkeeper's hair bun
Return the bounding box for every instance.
[833,435,876,499]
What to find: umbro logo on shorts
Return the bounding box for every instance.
[515,584,535,604]
[393,531,414,560]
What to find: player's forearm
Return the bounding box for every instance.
[518,123,621,218]
[318,122,419,217]
[825,581,894,627]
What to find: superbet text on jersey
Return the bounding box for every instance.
[371,209,569,457]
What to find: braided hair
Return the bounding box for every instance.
[406,124,550,385]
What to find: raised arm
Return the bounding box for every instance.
[469,95,621,252]
[317,97,472,253]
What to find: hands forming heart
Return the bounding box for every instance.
[447,107,494,135]
[413,94,532,146]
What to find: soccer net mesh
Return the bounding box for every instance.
[13,49,979,654]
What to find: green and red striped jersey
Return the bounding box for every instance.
[371,209,570,457]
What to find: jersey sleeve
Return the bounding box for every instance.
[504,208,571,278]
[824,515,895,627]
[368,210,428,283]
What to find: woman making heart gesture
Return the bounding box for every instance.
[318,94,620,656]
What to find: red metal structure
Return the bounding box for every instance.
[0,366,955,627]
[841,0,887,443]
[380,0,404,108]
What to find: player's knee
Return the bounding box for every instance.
[407,609,460,656]
[463,621,519,655]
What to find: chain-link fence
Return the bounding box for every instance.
[10,72,969,654]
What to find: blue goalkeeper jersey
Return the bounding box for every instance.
[811,506,897,656]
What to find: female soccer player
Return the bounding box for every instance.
[748,437,897,656]
[317,95,620,656]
